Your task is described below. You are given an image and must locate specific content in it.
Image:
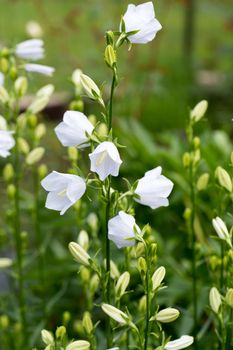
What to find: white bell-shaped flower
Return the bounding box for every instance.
[108,211,141,248]
[15,39,44,61]
[55,111,94,148]
[121,2,162,44]
[164,335,194,350]
[41,171,86,215]
[0,130,15,158]
[134,166,173,209]
[89,141,122,181]
[25,64,55,76]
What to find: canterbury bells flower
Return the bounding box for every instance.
[41,171,86,215]
[15,39,44,60]
[121,2,162,44]
[89,141,122,181]
[0,131,15,158]
[164,335,194,350]
[24,64,55,76]
[134,166,173,209]
[55,111,94,148]
[108,211,141,248]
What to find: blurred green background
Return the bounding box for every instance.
[1,0,233,130]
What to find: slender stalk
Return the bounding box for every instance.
[108,72,116,131]
[226,308,233,350]
[13,123,27,342]
[144,246,150,350]
[220,242,224,291]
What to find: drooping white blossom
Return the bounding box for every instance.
[41,171,86,215]
[0,130,15,158]
[164,335,194,350]
[89,141,122,181]
[134,166,173,209]
[15,39,44,61]
[55,111,94,148]
[25,63,55,76]
[0,72,4,86]
[121,2,162,44]
[108,211,141,248]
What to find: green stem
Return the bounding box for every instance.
[144,246,150,350]
[220,242,224,292]
[108,71,116,131]
[226,308,233,349]
[13,125,27,343]
[189,152,198,349]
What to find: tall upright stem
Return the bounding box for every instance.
[144,247,150,350]
[13,124,27,343]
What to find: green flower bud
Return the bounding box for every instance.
[73,320,84,334]
[14,76,28,96]
[9,66,17,80]
[56,325,66,339]
[87,114,96,126]
[66,340,90,350]
[90,274,99,295]
[28,95,50,114]
[18,137,30,155]
[135,242,145,257]
[0,86,9,104]
[35,123,46,139]
[209,287,221,313]
[27,114,38,128]
[26,147,45,165]
[97,122,108,137]
[225,289,233,308]
[215,166,232,192]
[14,322,21,334]
[105,45,117,68]
[82,312,93,334]
[78,230,89,251]
[105,31,114,45]
[0,58,9,73]
[80,266,90,283]
[138,257,147,274]
[80,73,104,107]
[182,152,191,168]
[38,164,48,180]
[3,163,14,182]
[86,213,98,232]
[7,184,16,199]
[41,329,54,345]
[197,173,209,191]
[68,146,78,162]
[63,311,71,325]
[0,315,9,329]
[101,303,129,325]
[183,208,192,221]
[139,295,147,313]
[110,260,120,279]
[193,136,201,149]
[69,100,84,112]
[152,266,166,291]
[69,242,91,266]
[0,115,7,130]
[209,255,220,271]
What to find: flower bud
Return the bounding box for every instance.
[66,340,90,350]
[193,136,200,149]
[14,76,28,96]
[27,114,38,128]
[88,114,96,126]
[138,257,147,274]
[190,100,208,123]
[90,274,99,295]
[110,260,120,279]
[183,208,192,221]
[80,74,104,106]
[139,295,147,314]
[26,147,45,165]
[56,326,66,340]
[78,230,89,251]
[3,163,14,182]
[63,311,71,325]
[115,271,130,298]
[105,45,117,68]
[28,95,50,114]
[35,123,46,139]
[68,146,78,161]
[164,335,194,350]
[101,303,129,325]
[0,258,13,268]
[80,266,90,283]
[152,266,166,291]
[106,31,114,45]
[18,137,30,155]
[71,69,82,86]
[182,152,191,168]
[0,315,9,329]
[197,173,209,191]
[215,166,232,192]
[135,242,145,257]
[0,86,9,104]
[41,329,54,345]
[38,164,48,179]
[82,312,93,334]
[212,217,232,248]
[7,184,16,199]
[69,99,84,112]
[9,66,18,80]
[225,289,233,308]
[0,58,9,73]
[209,287,221,313]
[97,122,108,137]
[37,84,54,98]
[155,308,180,323]
[69,242,91,266]
[209,255,220,271]
[0,115,7,130]
[87,212,98,231]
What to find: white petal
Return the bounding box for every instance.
[45,191,72,214]
[41,171,68,192]
[165,335,194,350]
[66,176,86,203]
[136,2,155,21]
[16,39,43,49]
[25,64,55,76]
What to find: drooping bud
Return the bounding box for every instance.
[69,242,91,266]
[215,166,232,193]
[152,266,166,291]
[209,287,221,313]
[155,308,180,323]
